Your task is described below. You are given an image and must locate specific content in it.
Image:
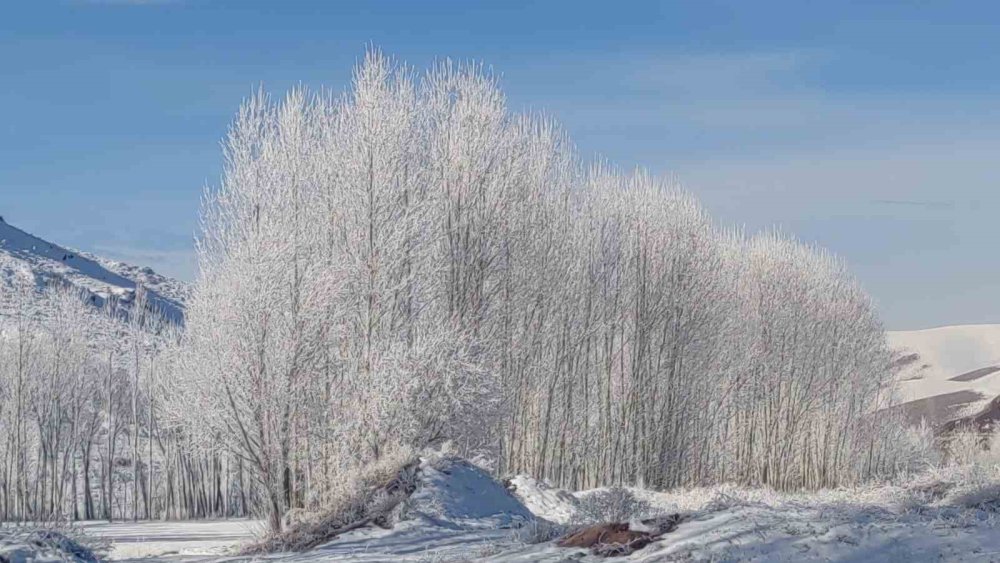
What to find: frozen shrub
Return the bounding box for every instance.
[943,429,1000,466]
[945,482,1000,512]
[510,519,568,544]
[885,420,941,475]
[893,430,1000,513]
[701,489,757,513]
[572,487,655,524]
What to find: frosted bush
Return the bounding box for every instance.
[943,429,1000,467]
[572,487,657,524]
[510,519,568,545]
[889,420,942,474]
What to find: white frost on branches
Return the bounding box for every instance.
[174,50,906,532]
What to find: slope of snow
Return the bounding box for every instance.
[74,249,191,309]
[888,325,1000,425]
[406,459,534,529]
[506,474,579,524]
[0,219,188,322]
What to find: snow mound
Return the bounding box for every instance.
[0,529,99,563]
[507,474,579,524]
[262,457,534,561]
[406,458,534,529]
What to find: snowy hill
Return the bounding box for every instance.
[888,324,1000,428]
[0,218,188,323]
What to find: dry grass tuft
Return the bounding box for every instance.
[241,449,420,554]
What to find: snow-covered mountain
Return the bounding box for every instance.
[888,324,1000,428]
[0,217,189,323]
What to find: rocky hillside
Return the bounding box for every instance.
[0,217,188,323]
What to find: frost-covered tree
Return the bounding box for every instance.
[0,269,237,523]
[175,49,904,533]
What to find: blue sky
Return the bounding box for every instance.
[1,1,998,329]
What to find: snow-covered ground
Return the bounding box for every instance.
[0,218,188,322]
[501,477,1000,562]
[69,459,1000,562]
[888,324,1000,425]
[493,501,1000,562]
[75,520,261,561]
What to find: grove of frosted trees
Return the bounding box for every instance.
[0,272,255,523]
[0,51,911,531]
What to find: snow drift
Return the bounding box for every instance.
[0,528,100,563]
